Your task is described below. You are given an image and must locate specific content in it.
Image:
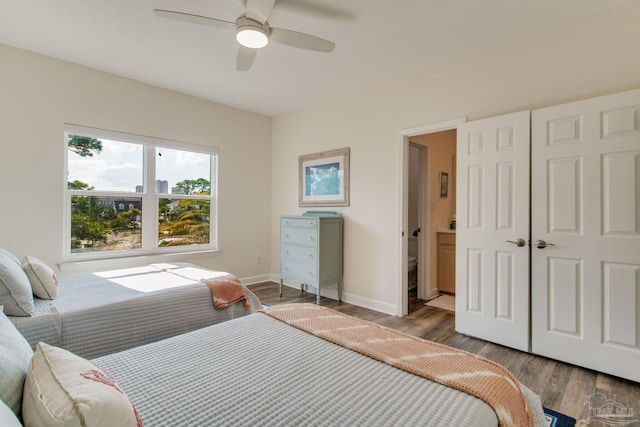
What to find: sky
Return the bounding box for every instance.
[67,139,211,193]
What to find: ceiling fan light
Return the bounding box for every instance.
[236,27,268,49]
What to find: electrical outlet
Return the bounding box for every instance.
[256,255,262,265]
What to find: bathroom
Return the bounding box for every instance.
[407,129,457,313]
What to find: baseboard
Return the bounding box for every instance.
[277,278,397,316]
[239,274,273,285]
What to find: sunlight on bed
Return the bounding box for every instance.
[92,264,230,292]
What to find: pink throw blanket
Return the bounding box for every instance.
[202,274,250,310]
[261,303,533,427]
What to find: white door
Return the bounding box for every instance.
[531,89,640,382]
[455,111,531,352]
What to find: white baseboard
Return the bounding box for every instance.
[275,278,397,316]
[239,274,273,285]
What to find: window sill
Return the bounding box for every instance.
[58,250,220,273]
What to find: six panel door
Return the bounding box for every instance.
[531,89,640,382]
[455,111,531,352]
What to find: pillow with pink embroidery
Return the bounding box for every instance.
[21,256,58,300]
[22,342,142,427]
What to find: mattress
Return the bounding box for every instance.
[95,312,547,427]
[10,263,261,359]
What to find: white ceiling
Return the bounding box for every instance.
[0,0,631,116]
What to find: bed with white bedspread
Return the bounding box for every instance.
[88,304,547,427]
[9,262,261,359]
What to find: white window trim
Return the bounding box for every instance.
[61,124,218,270]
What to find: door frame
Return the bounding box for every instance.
[397,117,465,316]
[407,143,427,303]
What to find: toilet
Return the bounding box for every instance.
[408,256,418,290]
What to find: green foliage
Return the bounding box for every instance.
[68,135,103,157]
[174,178,210,195]
[68,180,93,190]
[70,188,211,252]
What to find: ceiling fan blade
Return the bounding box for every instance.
[245,0,275,24]
[270,28,335,52]
[237,46,257,71]
[153,9,235,29]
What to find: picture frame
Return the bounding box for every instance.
[439,172,449,198]
[299,147,350,207]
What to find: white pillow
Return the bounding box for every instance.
[22,256,58,300]
[0,250,33,316]
[0,399,22,427]
[0,248,21,267]
[0,310,34,417]
[22,343,142,427]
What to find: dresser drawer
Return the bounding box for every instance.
[281,227,318,247]
[281,260,317,285]
[281,244,317,264]
[281,217,317,229]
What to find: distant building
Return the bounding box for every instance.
[113,200,142,213]
[135,180,168,194]
[156,180,168,194]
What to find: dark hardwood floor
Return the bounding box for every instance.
[248,282,640,423]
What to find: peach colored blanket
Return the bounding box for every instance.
[261,303,533,427]
[202,274,251,310]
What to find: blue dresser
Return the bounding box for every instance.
[279,212,343,304]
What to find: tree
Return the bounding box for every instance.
[68,180,94,190]
[174,178,210,195]
[68,135,103,157]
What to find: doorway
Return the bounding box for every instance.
[398,118,464,317]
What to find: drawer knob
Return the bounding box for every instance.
[284,267,289,272]
[308,254,313,258]
[308,236,314,240]
[285,251,289,256]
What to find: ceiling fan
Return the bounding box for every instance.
[153,0,336,71]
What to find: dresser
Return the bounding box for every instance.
[280,212,343,304]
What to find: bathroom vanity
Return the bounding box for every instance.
[437,231,456,294]
[279,212,343,304]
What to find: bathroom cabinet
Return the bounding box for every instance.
[437,231,456,294]
[279,212,343,304]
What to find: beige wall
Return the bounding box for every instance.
[271,2,640,314]
[0,44,272,280]
[2,2,639,314]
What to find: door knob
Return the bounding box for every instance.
[535,239,556,249]
[505,238,526,247]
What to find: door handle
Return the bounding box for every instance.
[535,239,556,249]
[505,238,526,247]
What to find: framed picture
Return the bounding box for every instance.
[299,147,350,207]
[439,172,449,198]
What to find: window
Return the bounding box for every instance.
[64,125,218,262]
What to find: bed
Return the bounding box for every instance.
[7,262,261,359]
[2,303,548,427]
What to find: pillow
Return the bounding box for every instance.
[22,342,142,427]
[0,399,22,427]
[22,256,59,300]
[0,249,34,316]
[0,310,34,417]
[0,248,21,267]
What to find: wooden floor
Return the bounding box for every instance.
[248,282,640,423]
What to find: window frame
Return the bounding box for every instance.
[62,124,218,269]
